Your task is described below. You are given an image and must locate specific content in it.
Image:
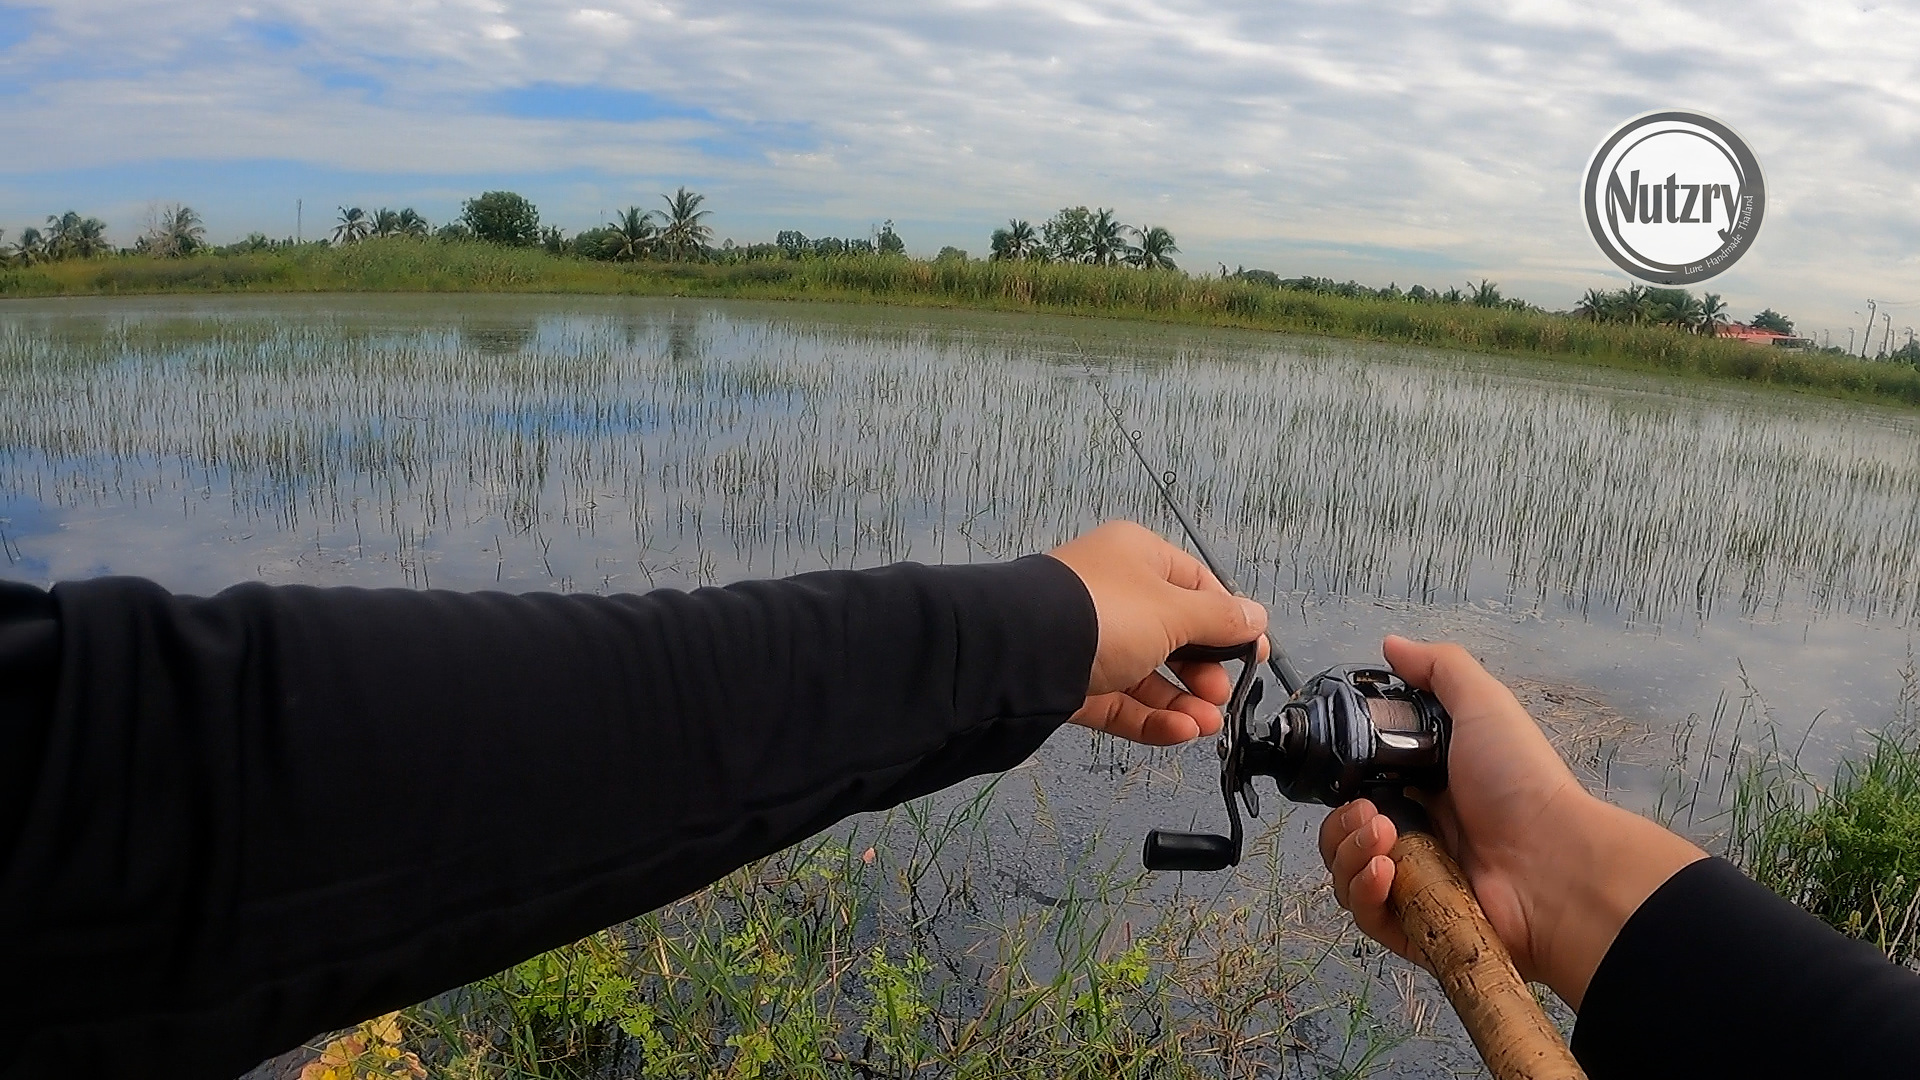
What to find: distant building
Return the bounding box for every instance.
[1718,323,1812,348]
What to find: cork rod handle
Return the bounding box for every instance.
[1387,831,1588,1080]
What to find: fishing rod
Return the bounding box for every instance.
[1098,390,1302,694]
[1096,383,1587,1080]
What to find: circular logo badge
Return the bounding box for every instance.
[1583,111,1764,284]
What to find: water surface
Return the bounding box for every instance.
[4,296,1912,785]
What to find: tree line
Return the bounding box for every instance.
[1574,285,1761,335]
[988,207,1178,270]
[0,189,721,266]
[17,193,1905,364]
[4,205,214,263]
[1228,270,1533,311]
[3,211,114,264]
[1224,270,1819,348]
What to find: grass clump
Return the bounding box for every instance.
[1731,711,1920,962]
[8,242,1920,409]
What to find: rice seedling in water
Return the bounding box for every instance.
[4,299,1914,630]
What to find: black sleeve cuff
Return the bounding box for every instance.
[1572,856,1920,1078]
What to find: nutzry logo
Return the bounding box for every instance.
[1583,111,1764,285]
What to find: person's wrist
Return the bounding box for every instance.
[1527,790,1707,1010]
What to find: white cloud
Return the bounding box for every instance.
[0,0,1916,335]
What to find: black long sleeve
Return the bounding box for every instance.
[1572,857,1920,1077]
[0,556,1096,1079]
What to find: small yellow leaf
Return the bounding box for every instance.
[368,1013,404,1045]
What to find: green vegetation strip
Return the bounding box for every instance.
[1731,723,1920,964]
[5,240,1918,408]
[303,788,1409,1079]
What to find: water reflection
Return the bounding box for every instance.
[459,320,538,357]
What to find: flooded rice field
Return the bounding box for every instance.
[5,295,1918,1076]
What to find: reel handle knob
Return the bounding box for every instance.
[1142,829,1237,871]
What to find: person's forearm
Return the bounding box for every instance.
[0,558,1096,1079]
[1572,857,1920,1076]
[1524,790,1705,1009]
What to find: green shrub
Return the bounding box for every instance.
[1732,731,1920,961]
[462,191,542,247]
[0,269,61,295]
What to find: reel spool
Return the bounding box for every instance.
[1144,653,1450,871]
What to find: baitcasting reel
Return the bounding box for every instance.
[1142,643,1451,872]
[1088,380,1452,874]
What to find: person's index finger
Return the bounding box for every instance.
[1160,540,1227,595]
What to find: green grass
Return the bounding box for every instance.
[327,787,1414,1079]
[1729,674,1920,962]
[6,241,1918,409]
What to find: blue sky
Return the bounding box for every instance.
[2,1,1918,341]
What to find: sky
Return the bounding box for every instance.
[1,0,1917,346]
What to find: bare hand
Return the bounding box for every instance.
[1318,636,1704,1008]
[1048,521,1268,746]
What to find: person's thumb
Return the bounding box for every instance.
[1174,586,1268,648]
[1383,635,1510,707]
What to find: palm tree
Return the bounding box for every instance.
[371,208,403,238]
[72,216,108,258]
[395,208,429,238]
[989,219,1040,261]
[140,205,205,258]
[1009,219,1039,260]
[11,226,47,265]
[171,206,206,255]
[1698,293,1730,335]
[334,206,372,245]
[1574,288,1610,321]
[1669,293,1705,332]
[658,187,712,261]
[1124,225,1179,270]
[1087,208,1126,266]
[43,211,109,259]
[602,207,657,262]
[1470,279,1504,307]
[43,212,77,258]
[1621,284,1654,324]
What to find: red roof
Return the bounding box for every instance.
[1718,323,1793,344]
